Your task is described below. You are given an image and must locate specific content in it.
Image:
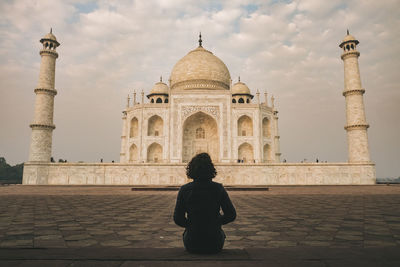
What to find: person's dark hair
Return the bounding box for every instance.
[186,153,217,181]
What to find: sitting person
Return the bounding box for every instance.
[173,153,236,253]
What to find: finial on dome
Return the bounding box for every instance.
[160,76,162,82]
[238,76,240,82]
[50,27,52,34]
[347,29,349,35]
[199,32,202,47]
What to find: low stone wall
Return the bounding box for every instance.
[22,162,376,185]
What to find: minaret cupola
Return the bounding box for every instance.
[147,76,169,103]
[339,29,359,57]
[40,28,60,54]
[231,77,253,103]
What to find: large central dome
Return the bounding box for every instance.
[170,46,231,91]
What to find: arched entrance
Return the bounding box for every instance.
[263,144,272,162]
[129,144,138,162]
[262,117,271,137]
[147,143,162,163]
[130,117,138,138]
[238,142,254,163]
[148,115,163,136]
[182,112,219,162]
[238,115,253,136]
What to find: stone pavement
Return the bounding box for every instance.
[0,185,400,266]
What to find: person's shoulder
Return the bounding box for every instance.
[211,181,224,189]
[179,182,194,191]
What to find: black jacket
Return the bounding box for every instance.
[173,180,236,236]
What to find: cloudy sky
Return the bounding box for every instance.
[0,0,399,178]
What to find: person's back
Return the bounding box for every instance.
[173,153,236,253]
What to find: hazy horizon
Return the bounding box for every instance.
[1,0,399,178]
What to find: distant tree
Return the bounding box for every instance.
[0,157,23,184]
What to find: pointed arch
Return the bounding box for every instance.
[182,112,219,163]
[130,117,138,138]
[263,144,272,162]
[238,115,253,136]
[129,144,138,162]
[148,115,163,136]
[262,117,271,138]
[238,142,254,163]
[147,142,162,163]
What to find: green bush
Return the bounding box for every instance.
[0,157,23,184]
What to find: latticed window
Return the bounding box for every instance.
[196,127,205,139]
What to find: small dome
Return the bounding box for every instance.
[150,81,169,95]
[343,34,356,42]
[40,29,60,46]
[43,32,57,42]
[232,81,250,95]
[170,46,231,91]
[339,31,359,48]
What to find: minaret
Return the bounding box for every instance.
[339,31,371,163]
[28,29,60,162]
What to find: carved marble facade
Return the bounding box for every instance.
[120,90,279,164]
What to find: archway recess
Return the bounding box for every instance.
[147,143,162,163]
[238,115,253,136]
[263,144,272,162]
[182,112,219,163]
[262,117,271,137]
[130,117,138,138]
[238,142,254,163]
[129,144,138,162]
[148,115,163,136]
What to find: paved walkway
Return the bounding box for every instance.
[0,185,399,266]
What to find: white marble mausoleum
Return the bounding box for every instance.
[22,31,376,185]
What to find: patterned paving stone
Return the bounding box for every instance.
[0,186,400,250]
[64,234,92,241]
[0,239,32,247]
[117,230,142,236]
[247,236,268,241]
[364,240,397,247]
[34,229,62,235]
[267,240,297,247]
[124,235,151,241]
[34,234,63,240]
[66,239,98,247]
[100,240,131,247]
[335,234,363,241]
[226,236,243,241]
[300,241,331,246]
[34,239,66,248]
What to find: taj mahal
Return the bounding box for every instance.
[22,31,376,185]
[120,34,280,165]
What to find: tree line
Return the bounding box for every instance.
[0,157,23,184]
